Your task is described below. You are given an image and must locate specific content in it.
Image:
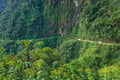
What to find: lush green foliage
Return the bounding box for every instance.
[0,0,119,42]
[78,0,120,42]
[0,0,120,79]
[0,39,120,80]
[0,36,62,54]
[0,0,77,39]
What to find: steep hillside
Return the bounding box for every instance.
[0,0,120,79]
[0,0,78,39]
[0,39,119,79]
[78,0,120,43]
[0,0,120,43]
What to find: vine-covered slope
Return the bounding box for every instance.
[0,0,120,79]
[0,39,120,79]
[0,0,119,43]
[0,0,78,39]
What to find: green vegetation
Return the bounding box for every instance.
[0,0,120,79]
[78,0,120,43]
[0,0,8,14]
[0,0,120,43]
[0,0,77,39]
[0,39,120,79]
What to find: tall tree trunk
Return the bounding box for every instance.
[26,48,30,61]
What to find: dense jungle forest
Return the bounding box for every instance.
[0,0,120,80]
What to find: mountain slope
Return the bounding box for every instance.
[0,39,119,79]
[78,0,120,42]
[0,0,119,42]
[0,0,120,79]
[0,0,78,39]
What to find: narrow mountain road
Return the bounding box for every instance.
[0,36,119,46]
[76,38,120,46]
